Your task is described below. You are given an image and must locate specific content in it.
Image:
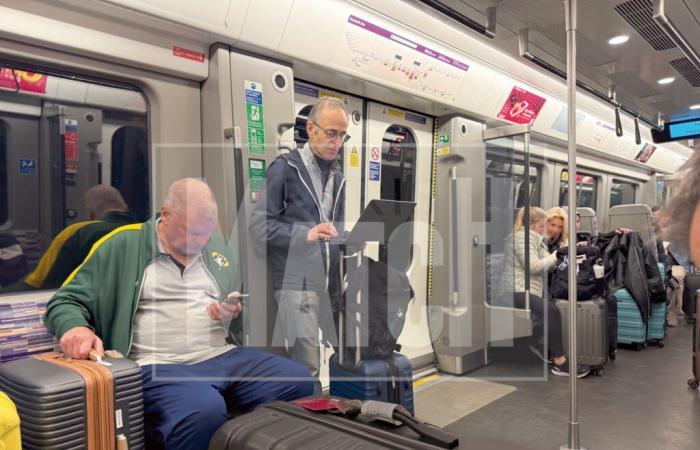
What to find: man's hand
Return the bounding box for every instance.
[576,240,589,247]
[207,295,243,322]
[60,326,104,360]
[615,227,634,236]
[307,223,338,241]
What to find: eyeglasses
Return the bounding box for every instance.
[311,121,351,143]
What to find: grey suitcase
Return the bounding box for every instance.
[209,400,458,450]
[555,298,608,376]
[0,354,145,449]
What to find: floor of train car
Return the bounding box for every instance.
[418,324,699,450]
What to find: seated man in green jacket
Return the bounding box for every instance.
[12,185,137,291]
[44,178,312,450]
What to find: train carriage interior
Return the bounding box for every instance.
[0,0,699,449]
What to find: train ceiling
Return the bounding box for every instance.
[411,0,700,127]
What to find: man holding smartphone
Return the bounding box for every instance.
[250,97,348,390]
[44,178,313,450]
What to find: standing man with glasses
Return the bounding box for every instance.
[250,97,349,392]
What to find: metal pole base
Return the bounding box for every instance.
[560,446,587,450]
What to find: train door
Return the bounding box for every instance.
[0,108,41,267]
[292,82,364,226]
[552,163,602,228]
[363,102,434,362]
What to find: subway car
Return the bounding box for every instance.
[0,0,699,449]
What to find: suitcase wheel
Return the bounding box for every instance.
[592,368,604,377]
[657,341,665,348]
[687,378,699,390]
[634,343,644,351]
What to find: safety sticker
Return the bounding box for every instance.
[369,160,381,181]
[65,119,78,174]
[18,158,36,174]
[350,146,360,168]
[172,46,205,63]
[245,80,266,155]
[248,158,267,202]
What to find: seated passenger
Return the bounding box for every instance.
[6,185,137,291]
[497,207,589,378]
[545,207,568,252]
[43,178,313,450]
[652,205,686,326]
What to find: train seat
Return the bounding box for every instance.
[0,292,58,363]
[605,204,658,259]
[576,207,598,236]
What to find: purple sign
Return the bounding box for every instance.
[295,83,319,98]
[405,112,427,125]
[348,15,470,72]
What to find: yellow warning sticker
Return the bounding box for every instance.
[438,146,451,155]
[319,90,347,104]
[386,108,405,120]
[350,146,360,168]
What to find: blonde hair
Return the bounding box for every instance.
[546,207,569,244]
[513,207,547,234]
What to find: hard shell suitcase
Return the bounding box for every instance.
[329,352,414,414]
[330,250,415,414]
[555,298,608,375]
[689,296,700,390]
[647,263,667,345]
[209,400,452,450]
[684,271,700,323]
[0,353,145,449]
[615,288,647,350]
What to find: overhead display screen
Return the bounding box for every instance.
[669,120,700,139]
[651,118,700,143]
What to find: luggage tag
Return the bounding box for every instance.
[292,397,362,417]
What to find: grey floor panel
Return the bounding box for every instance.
[444,324,700,450]
[414,377,516,427]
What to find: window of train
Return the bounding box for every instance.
[609,179,636,207]
[381,125,416,202]
[559,170,597,209]
[0,66,149,292]
[486,157,541,208]
[0,121,6,225]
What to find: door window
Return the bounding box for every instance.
[381,125,417,202]
[610,180,636,207]
[559,170,597,209]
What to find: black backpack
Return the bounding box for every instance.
[0,234,27,288]
[550,246,605,301]
[337,256,414,362]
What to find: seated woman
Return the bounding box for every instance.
[498,207,589,378]
[545,207,568,253]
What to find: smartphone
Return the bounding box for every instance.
[221,293,248,305]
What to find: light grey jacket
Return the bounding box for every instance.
[497,229,558,299]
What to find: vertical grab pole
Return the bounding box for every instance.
[562,1,584,450]
[523,130,531,312]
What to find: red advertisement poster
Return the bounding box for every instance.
[64,119,78,174]
[497,86,547,125]
[0,68,48,93]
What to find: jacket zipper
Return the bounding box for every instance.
[127,262,151,356]
[287,159,345,293]
[126,256,226,355]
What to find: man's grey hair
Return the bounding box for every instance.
[163,178,218,219]
[307,97,347,124]
[84,185,128,220]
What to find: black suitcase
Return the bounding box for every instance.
[0,354,145,449]
[689,296,700,390]
[684,271,700,323]
[209,400,457,450]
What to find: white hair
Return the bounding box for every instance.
[163,178,217,219]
